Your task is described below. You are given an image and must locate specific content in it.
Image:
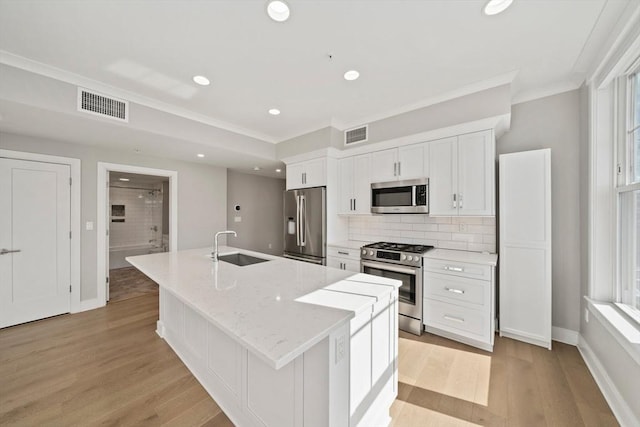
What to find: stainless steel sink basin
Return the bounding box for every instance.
[218,253,270,266]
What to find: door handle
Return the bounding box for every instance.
[459,193,463,209]
[452,193,457,209]
[398,161,401,176]
[353,198,356,211]
[393,162,397,176]
[445,287,465,294]
[300,195,306,246]
[0,248,21,255]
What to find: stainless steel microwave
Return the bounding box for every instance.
[371,178,429,214]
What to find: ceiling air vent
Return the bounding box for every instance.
[344,125,368,146]
[77,88,129,122]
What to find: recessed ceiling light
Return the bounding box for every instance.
[119,178,130,182]
[276,168,282,173]
[344,70,360,81]
[253,166,261,171]
[483,0,513,15]
[266,0,290,22]
[269,108,281,115]
[193,75,210,86]
[197,153,205,158]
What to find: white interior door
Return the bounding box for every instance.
[0,158,71,328]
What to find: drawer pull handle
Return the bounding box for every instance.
[444,266,464,272]
[445,287,465,294]
[337,251,349,255]
[443,315,465,323]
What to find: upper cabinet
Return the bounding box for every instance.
[286,158,326,190]
[429,130,495,216]
[338,154,371,214]
[370,143,429,183]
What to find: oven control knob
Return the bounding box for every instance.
[369,250,374,256]
[407,255,413,261]
[361,249,367,255]
[401,254,406,260]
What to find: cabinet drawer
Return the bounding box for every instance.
[424,272,489,307]
[327,256,360,273]
[327,246,361,261]
[423,258,491,281]
[423,298,489,342]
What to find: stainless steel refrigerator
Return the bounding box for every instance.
[283,187,326,265]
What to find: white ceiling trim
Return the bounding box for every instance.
[511,80,585,106]
[0,50,278,144]
[329,71,518,133]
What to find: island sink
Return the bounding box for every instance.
[218,252,270,266]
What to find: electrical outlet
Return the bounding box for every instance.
[268,243,272,249]
[459,223,467,232]
[86,221,94,231]
[234,216,242,222]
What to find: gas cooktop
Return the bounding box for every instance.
[360,241,434,266]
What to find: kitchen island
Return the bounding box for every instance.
[127,247,400,427]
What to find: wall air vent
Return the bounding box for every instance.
[77,88,129,122]
[344,125,368,146]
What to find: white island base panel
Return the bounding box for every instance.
[157,286,398,427]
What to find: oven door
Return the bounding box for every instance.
[361,260,423,334]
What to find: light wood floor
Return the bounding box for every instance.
[0,293,617,426]
[109,266,159,303]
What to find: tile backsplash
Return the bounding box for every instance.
[348,215,496,253]
[109,187,163,248]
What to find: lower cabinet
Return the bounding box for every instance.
[327,244,362,272]
[423,257,496,351]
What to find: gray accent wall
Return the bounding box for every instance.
[226,170,285,256]
[496,89,582,333]
[276,84,511,159]
[0,132,227,301]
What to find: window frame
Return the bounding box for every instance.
[615,61,640,320]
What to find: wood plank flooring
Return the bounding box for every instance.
[0,292,617,426]
[109,266,159,302]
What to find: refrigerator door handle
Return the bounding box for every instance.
[300,195,306,246]
[295,195,301,246]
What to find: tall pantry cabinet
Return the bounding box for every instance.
[499,149,552,349]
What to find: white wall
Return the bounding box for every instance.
[496,89,582,333]
[0,132,227,301]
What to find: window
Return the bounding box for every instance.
[617,65,640,318]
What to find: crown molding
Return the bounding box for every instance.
[511,80,584,105]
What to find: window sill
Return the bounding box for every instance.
[585,297,640,366]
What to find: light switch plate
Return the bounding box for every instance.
[86,221,94,231]
[234,216,242,222]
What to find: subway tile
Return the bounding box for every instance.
[388,222,413,230]
[434,217,452,224]
[400,230,426,239]
[412,223,438,232]
[483,234,496,244]
[451,233,483,243]
[466,224,496,234]
[456,217,485,225]
[401,215,425,224]
[483,217,496,225]
[424,231,452,240]
[438,224,459,232]
[413,238,438,246]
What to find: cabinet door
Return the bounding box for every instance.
[337,157,354,214]
[398,143,426,180]
[370,149,398,183]
[458,131,495,215]
[428,137,458,215]
[286,163,304,190]
[326,256,343,270]
[352,154,371,214]
[302,158,326,188]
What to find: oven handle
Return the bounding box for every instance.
[361,261,420,275]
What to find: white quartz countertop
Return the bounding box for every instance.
[127,247,399,370]
[423,248,498,266]
[327,240,371,250]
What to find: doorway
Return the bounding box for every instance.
[97,163,177,306]
[107,171,169,302]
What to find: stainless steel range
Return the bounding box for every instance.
[360,242,434,335]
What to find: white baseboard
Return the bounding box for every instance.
[552,326,579,345]
[78,298,103,312]
[578,335,639,427]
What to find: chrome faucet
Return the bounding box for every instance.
[212,230,237,262]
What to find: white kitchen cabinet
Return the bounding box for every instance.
[369,143,428,183]
[286,157,326,190]
[327,244,362,272]
[423,253,496,352]
[429,130,495,216]
[338,154,371,215]
[499,149,552,349]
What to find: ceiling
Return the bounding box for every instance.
[0,0,636,175]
